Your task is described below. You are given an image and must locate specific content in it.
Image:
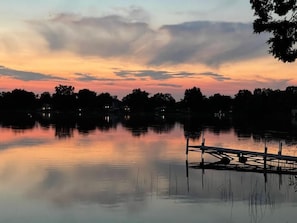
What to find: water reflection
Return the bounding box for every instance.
[0,114,297,222]
[2,112,297,141]
[0,112,36,129]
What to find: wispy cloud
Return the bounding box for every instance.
[251,75,292,90]
[198,72,231,81]
[0,65,65,81]
[30,12,268,68]
[116,70,167,80]
[230,75,292,91]
[30,12,156,58]
[115,69,230,82]
[115,70,196,80]
[75,73,102,81]
[74,72,136,82]
[150,21,268,66]
[156,83,182,88]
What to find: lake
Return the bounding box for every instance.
[1,113,297,223]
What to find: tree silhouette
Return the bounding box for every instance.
[0,89,36,110]
[183,87,205,112]
[233,89,253,114]
[208,93,232,113]
[122,89,150,112]
[284,86,297,110]
[77,89,97,110]
[150,93,176,110]
[2,84,297,121]
[54,85,75,96]
[52,85,76,110]
[39,92,52,109]
[97,92,114,110]
[250,0,297,62]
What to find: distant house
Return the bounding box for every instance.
[154,106,166,114]
[123,106,131,113]
[41,104,51,112]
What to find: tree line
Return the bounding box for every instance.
[1,84,297,119]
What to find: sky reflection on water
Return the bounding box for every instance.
[0,118,297,222]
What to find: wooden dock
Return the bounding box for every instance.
[186,138,297,175]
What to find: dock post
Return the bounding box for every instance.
[201,133,205,155]
[186,137,189,155]
[278,141,282,156]
[186,160,189,192]
[264,141,267,172]
[277,141,283,173]
[201,131,205,147]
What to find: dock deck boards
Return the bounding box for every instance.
[188,145,297,162]
[186,139,297,175]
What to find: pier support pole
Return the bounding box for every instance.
[277,141,283,173]
[264,141,267,184]
[186,137,189,155]
[278,141,283,156]
[201,131,205,147]
[186,160,189,192]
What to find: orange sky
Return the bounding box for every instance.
[1,51,296,100]
[0,1,296,100]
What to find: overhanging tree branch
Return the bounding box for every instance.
[250,0,297,62]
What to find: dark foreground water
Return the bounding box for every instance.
[1,114,297,223]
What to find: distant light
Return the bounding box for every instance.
[105,116,110,122]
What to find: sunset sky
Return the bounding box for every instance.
[0,0,296,100]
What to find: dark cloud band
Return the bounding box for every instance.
[115,69,230,82]
[0,66,65,81]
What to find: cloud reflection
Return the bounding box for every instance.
[1,120,297,223]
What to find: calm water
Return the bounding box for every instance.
[1,114,297,223]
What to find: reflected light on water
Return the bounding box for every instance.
[0,120,297,222]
